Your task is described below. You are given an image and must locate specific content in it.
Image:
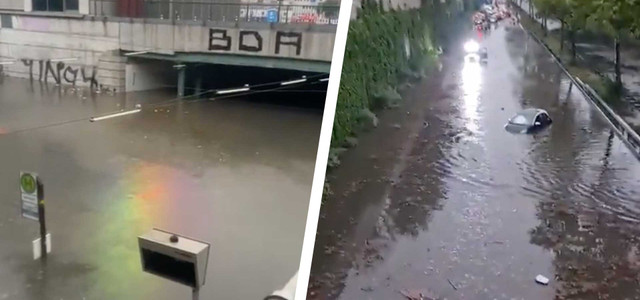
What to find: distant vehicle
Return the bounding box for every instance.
[505,108,552,133]
[464,40,487,63]
[464,40,480,53]
[479,47,488,61]
[291,14,318,24]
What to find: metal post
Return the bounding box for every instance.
[195,74,202,96]
[192,288,199,300]
[568,81,573,94]
[277,0,282,23]
[177,67,186,97]
[37,180,46,261]
[169,0,174,21]
[285,6,289,24]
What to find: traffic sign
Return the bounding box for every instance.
[20,172,39,221]
[267,9,278,23]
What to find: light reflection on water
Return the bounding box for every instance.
[461,57,483,135]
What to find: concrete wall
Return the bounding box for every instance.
[0,14,334,89]
[0,0,23,11]
[0,15,120,88]
[125,60,174,92]
[119,23,335,62]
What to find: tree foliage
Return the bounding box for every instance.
[530,0,640,89]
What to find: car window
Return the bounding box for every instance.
[541,113,550,122]
[510,115,528,125]
[534,115,542,124]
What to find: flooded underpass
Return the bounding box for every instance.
[310,21,640,299]
[0,71,324,299]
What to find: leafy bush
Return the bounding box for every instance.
[331,6,438,147]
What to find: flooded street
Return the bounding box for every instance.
[0,78,322,299]
[310,21,640,300]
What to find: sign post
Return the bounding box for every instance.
[20,172,48,261]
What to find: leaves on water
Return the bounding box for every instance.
[400,289,437,300]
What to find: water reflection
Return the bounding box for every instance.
[461,58,482,135]
[0,77,323,299]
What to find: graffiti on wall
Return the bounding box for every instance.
[20,59,99,88]
[208,29,303,55]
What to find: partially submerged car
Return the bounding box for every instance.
[505,108,552,134]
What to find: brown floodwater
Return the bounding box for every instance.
[0,77,323,299]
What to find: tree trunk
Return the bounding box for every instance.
[614,37,622,89]
[560,22,564,51]
[543,17,548,36]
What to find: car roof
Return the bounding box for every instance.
[518,108,546,119]
[509,108,547,124]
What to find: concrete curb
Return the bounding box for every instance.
[519,20,640,159]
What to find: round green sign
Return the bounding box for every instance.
[20,173,37,194]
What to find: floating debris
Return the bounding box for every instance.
[535,274,550,285]
[447,278,458,290]
[400,289,436,300]
[360,286,374,292]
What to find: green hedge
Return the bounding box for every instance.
[331,6,439,147]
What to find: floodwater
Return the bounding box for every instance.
[0,77,323,299]
[310,21,640,299]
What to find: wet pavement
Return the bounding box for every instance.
[0,79,322,299]
[310,20,640,299]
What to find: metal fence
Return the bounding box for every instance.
[89,0,339,24]
[578,78,640,157]
[516,0,640,159]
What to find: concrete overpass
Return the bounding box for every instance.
[0,0,337,93]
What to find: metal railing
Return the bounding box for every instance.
[578,78,640,156]
[89,0,339,25]
[515,1,640,158]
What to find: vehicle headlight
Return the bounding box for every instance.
[464,40,480,53]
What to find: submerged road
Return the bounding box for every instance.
[0,80,322,299]
[310,20,640,299]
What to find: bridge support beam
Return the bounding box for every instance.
[177,67,186,97]
[194,75,202,97]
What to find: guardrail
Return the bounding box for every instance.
[89,0,339,25]
[516,13,640,159]
[577,78,640,156]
